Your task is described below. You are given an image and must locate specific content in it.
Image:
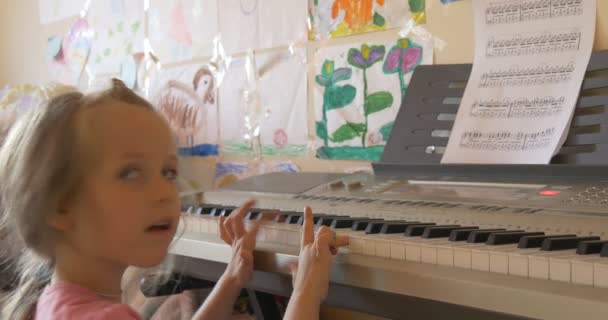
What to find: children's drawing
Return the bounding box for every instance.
[87,0,145,75]
[39,0,87,24]
[314,36,432,161]
[309,0,410,39]
[219,49,308,157]
[152,63,219,156]
[408,0,426,24]
[214,160,300,188]
[383,38,423,97]
[148,0,219,64]
[218,0,308,54]
[47,18,93,86]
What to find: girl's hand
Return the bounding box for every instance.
[290,207,349,304]
[218,199,259,288]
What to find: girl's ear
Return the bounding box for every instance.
[47,196,76,232]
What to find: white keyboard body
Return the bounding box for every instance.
[171,172,608,320]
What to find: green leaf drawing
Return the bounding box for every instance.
[315,75,329,87]
[365,91,393,116]
[331,123,365,143]
[380,122,394,141]
[103,48,111,57]
[327,85,356,110]
[316,121,328,141]
[126,43,133,55]
[373,12,386,27]
[131,21,141,33]
[408,0,425,12]
[117,21,124,32]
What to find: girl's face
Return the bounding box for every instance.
[61,101,180,268]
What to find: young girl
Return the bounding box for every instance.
[0,79,348,320]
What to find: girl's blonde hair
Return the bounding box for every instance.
[0,79,155,319]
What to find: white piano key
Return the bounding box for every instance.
[593,260,608,288]
[571,257,596,286]
[287,229,300,246]
[471,247,492,272]
[454,243,486,270]
[349,235,365,254]
[420,240,452,265]
[508,248,540,278]
[364,238,377,256]
[376,238,391,258]
[550,253,580,283]
[390,240,406,260]
[529,250,576,280]
[488,245,519,275]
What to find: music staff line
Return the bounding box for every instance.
[459,128,555,151]
[486,0,583,25]
[486,30,581,58]
[479,62,575,88]
[470,96,566,119]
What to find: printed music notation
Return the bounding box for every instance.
[459,128,555,151]
[486,0,583,25]
[479,62,575,88]
[486,29,581,58]
[470,96,566,118]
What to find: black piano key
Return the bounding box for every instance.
[352,219,384,231]
[449,228,490,241]
[405,223,436,237]
[317,216,349,227]
[297,214,333,225]
[245,210,261,220]
[601,244,608,257]
[330,218,369,229]
[422,226,476,239]
[366,220,404,234]
[379,222,425,234]
[200,206,216,215]
[286,213,303,224]
[468,229,519,243]
[577,240,608,255]
[219,208,234,217]
[210,208,223,217]
[541,236,601,251]
[518,234,576,249]
[486,231,544,245]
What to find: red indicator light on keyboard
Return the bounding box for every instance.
[539,190,560,196]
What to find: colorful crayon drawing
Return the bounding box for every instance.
[314,36,432,161]
[148,0,219,64]
[154,64,219,157]
[309,0,410,39]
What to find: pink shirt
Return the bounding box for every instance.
[35,282,142,320]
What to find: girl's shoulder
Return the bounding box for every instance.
[35,282,142,320]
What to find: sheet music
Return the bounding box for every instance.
[442,0,596,164]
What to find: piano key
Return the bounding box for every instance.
[200,206,216,215]
[468,229,523,243]
[593,259,608,288]
[404,223,437,236]
[366,221,405,234]
[518,234,577,248]
[576,240,608,255]
[285,213,303,224]
[570,256,601,286]
[529,250,578,280]
[601,243,608,257]
[330,218,370,229]
[486,231,545,245]
[379,222,425,234]
[245,210,262,220]
[422,225,476,239]
[449,228,489,241]
[488,245,521,274]
[317,216,349,227]
[297,214,334,225]
[541,236,601,251]
[352,219,384,231]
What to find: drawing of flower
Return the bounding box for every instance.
[347,44,385,69]
[383,38,423,97]
[273,129,288,148]
[347,44,393,147]
[331,0,385,32]
[315,60,357,148]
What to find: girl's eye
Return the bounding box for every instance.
[163,168,178,181]
[120,167,140,179]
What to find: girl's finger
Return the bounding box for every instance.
[301,207,314,248]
